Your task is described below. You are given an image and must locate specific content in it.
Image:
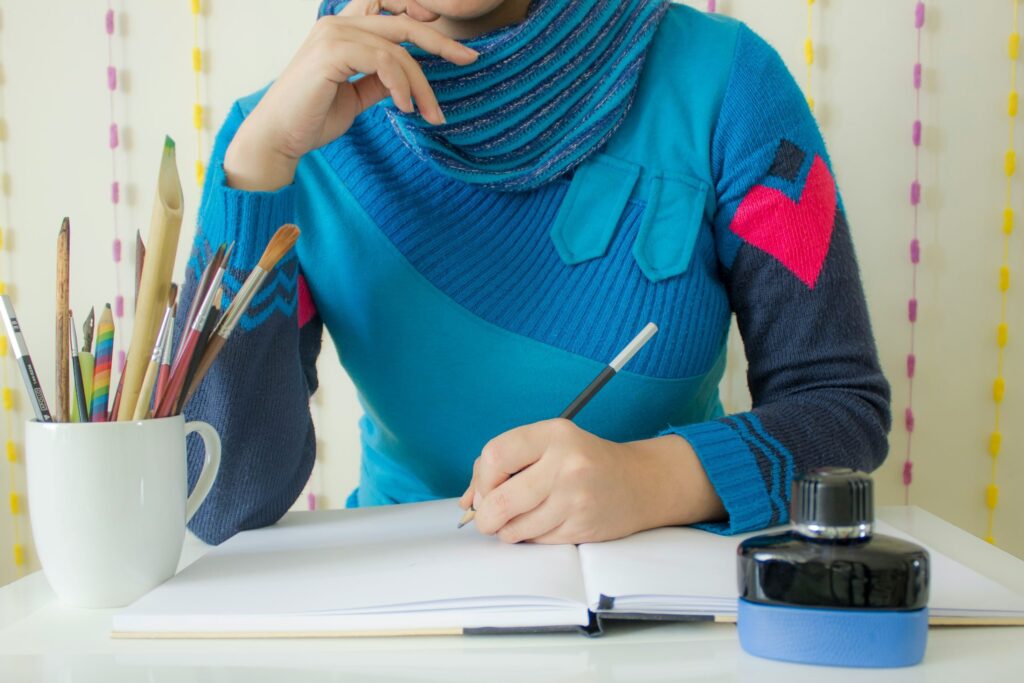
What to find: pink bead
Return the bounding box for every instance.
[105,9,114,35]
[117,350,126,373]
[908,298,918,322]
[111,181,120,204]
[307,492,317,511]
[915,2,926,29]
[913,63,922,89]
[910,238,920,264]
[910,181,921,205]
[907,353,916,378]
[112,238,122,263]
[706,0,716,11]
[115,295,124,319]
[912,120,922,146]
[902,460,913,486]
[107,66,117,91]
[109,123,119,150]
[905,407,915,433]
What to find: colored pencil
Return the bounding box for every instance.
[182,225,301,405]
[118,137,184,420]
[55,218,70,422]
[457,322,659,529]
[71,308,95,423]
[133,284,177,420]
[0,295,53,422]
[90,305,115,422]
[69,311,89,422]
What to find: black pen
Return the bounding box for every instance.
[458,322,659,529]
[0,295,54,422]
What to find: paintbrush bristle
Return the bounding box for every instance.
[257,225,300,272]
[167,282,178,308]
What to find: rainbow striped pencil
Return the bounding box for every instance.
[90,304,115,422]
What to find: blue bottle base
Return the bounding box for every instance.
[737,598,928,668]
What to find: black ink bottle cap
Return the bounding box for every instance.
[736,468,930,668]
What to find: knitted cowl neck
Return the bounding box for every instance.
[318,0,669,192]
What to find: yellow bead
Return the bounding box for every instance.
[2,388,11,410]
[1011,32,1021,60]
[196,160,206,187]
[807,96,815,113]
[191,0,201,15]
[1007,149,1017,177]
[985,535,996,545]
[1012,91,1020,117]
[993,376,1006,403]
[5,440,14,463]
[13,544,24,566]
[998,323,1009,348]
[804,39,814,66]
[9,493,18,515]
[989,431,1002,457]
[193,103,203,130]
[0,335,7,357]
[986,484,999,510]
[1000,266,1011,292]
[192,47,202,73]
[808,0,815,5]
[0,281,6,296]
[1005,208,1016,235]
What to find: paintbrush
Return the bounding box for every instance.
[135,230,146,314]
[71,308,95,423]
[117,137,184,420]
[182,225,300,405]
[154,261,227,418]
[133,284,177,420]
[154,303,175,410]
[55,218,70,422]
[69,311,89,422]
[184,243,225,333]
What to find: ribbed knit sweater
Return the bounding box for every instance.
[180,6,891,546]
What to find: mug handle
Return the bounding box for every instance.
[184,421,222,524]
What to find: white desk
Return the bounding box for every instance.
[1,506,1022,682]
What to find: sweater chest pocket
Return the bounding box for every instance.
[550,153,710,283]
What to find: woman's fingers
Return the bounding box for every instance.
[472,422,555,500]
[330,14,478,65]
[341,0,440,22]
[497,500,567,544]
[473,458,553,535]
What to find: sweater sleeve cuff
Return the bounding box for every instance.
[662,420,775,535]
[199,162,296,271]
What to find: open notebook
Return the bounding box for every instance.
[112,499,1024,638]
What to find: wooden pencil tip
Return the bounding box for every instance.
[164,135,175,151]
[257,225,301,273]
[59,217,69,232]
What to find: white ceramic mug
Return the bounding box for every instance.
[24,415,221,608]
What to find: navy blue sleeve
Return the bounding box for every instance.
[180,99,323,545]
[664,24,891,534]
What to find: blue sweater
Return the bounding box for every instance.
[181,7,890,545]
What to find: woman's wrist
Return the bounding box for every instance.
[223,115,300,192]
[625,434,727,531]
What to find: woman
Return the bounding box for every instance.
[181,0,890,546]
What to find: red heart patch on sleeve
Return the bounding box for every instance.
[729,154,838,289]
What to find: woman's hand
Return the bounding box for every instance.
[224,0,478,192]
[459,419,727,545]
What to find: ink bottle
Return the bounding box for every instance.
[737,467,929,668]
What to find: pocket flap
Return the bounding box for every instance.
[632,173,709,282]
[550,154,641,265]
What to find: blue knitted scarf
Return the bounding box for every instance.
[318,0,669,191]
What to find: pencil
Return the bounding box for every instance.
[69,311,89,422]
[117,137,184,420]
[0,295,53,422]
[457,322,659,529]
[71,308,95,423]
[182,225,300,406]
[55,218,70,422]
[90,304,115,422]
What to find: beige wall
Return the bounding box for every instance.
[1,0,1021,588]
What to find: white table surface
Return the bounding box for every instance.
[1,506,1022,682]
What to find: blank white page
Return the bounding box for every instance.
[114,499,588,635]
[579,522,1024,620]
